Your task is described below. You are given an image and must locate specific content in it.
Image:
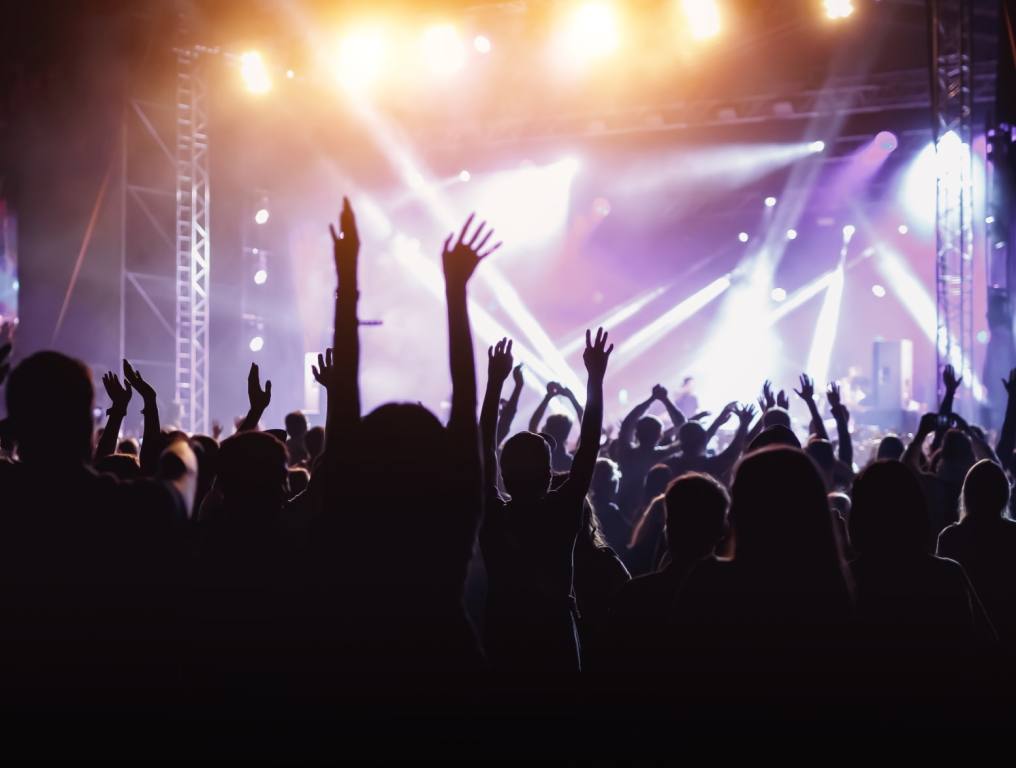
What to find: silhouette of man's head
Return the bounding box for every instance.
[285,410,308,439]
[748,425,801,453]
[217,431,289,507]
[304,426,325,460]
[805,438,835,472]
[961,458,1010,521]
[849,460,928,556]
[95,452,141,480]
[876,435,905,461]
[939,429,975,475]
[6,351,94,464]
[635,415,663,448]
[501,431,552,500]
[543,414,573,449]
[591,457,620,501]
[118,437,140,456]
[678,421,707,457]
[644,463,673,502]
[762,407,791,430]
[665,472,729,561]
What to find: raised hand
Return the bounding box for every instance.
[247,362,272,414]
[312,347,338,392]
[442,213,501,290]
[918,412,940,435]
[690,410,711,422]
[329,196,360,286]
[760,380,776,411]
[1002,368,1016,396]
[546,381,563,397]
[734,402,757,426]
[487,337,514,384]
[776,390,790,410]
[583,327,613,382]
[943,363,962,392]
[561,386,578,402]
[794,374,815,402]
[651,384,668,401]
[102,372,132,414]
[827,381,842,410]
[512,363,524,388]
[211,420,223,441]
[123,359,157,402]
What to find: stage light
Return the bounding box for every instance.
[681,0,721,40]
[764,196,777,208]
[474,35,492,54]
[333,27,388,91]
[240,51,271,94]
[254,269,268,285]
[249,336,264,352]
[286,69,295,79]
[786,228,798,240]
[842,224,855,241]
[986,215,995,224]
[254,208,270,225]
[823,0,855,20]
[458,169,471,182]
[805,263,845,387]
[897,224,909,234]
[561,2,620,62]
[809,140,826,153]
[977,330,989,344]
[771,287,787,302]
[876,131,898,152]
[422,24,466,77]
[738,231,750,243]
[871,284,886,298]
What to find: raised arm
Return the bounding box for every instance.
[237,363,271,433]
[995,369,1016,463]
[703,402,737,445]
[903,413,938,474]
[560,385,585,425]
[496,363,524,446]
[329,197,362,446]
[95,371,132,461]
[653,384,686,433]
[482,339,514,502]
[565,329,613,498]
[529,382,560,433]
[618,391,655,448]
[794,374,829,441]
[709,403,756,479]
[122,359,161,476]
[827,382,853,468]
[931,364,962,451]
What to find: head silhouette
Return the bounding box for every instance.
[217,431,289,510]
[591,458,620,501]
[285,410,308,439]
[876,435,905,461]
[938,429,975,477]
[6,351,94,465]
[665,472,729,561]
[849,460,928,556]
[500,431,552,501]
[304,426,325,461]
[762,407,791,430]
[635,415,663,448]
[806,438,835,472]
[678,421,708,457]
[748,424,801,453]
[543,414,573,450]
[961,458,1010,522]
[644,463,673,502]
[95,452,141,480]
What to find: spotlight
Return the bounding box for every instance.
[771,287,787,302]
[422,24,466,76]
[286,69,295,79]
[823,0,855,20]
[254,269,268,285]
[842,224,856,241]
[875,130,898,152]
[738,232,750,243]
[458,169,471,182]
[561,2,620,62]
[986,215,995,224]
[681,0,721,40]
[474,35,492,54]
[249,336,264,352]
[333,27,388,91]
[977,330,989,344]
[897,224,909,234]
[786,228,798,240]
[240,51,271,94]
[871,284,886,298]
[254,208,270,225]
[764,196,777,208]
[809,140,826,153]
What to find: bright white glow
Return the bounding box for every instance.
[823,0,855,20]
[560,2,620,63]
[764,196,777,208]
[474,35,491,54]
[254,269,268,285]
[286,69,295,79]
[421,24,466,77]
[871,284,886,298]
[738,232,750,243]
[559,285,669,356]
[842,224,855,242]
[682,0,721,40]
[249,336,264,352]
[897,224,909,234]
[805,264,845,387]
[786,228,798,240]
[771,287,787,302]
[254,208,270,225]
[458,169,471,182]
[876,131,898,152]
[809,140,826,153]
[240,51,271,94]
[977,330,989,344]
[332,27,388,91]
[986,215,995,224]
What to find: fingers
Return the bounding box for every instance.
[341,196,358,240]
[467,221,487,248]
[457,213,475,247]
[329,222,339,243]
[586,329,591,348]
[506,339,513,356]
[317,353,325,373]
[326,348,333,368]
[479,241,502,259]
[264,380,272,398]
[443,233,453,254]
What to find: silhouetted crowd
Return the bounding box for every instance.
[0,202,1014,756]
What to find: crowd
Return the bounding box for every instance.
[0,200,1014,755]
